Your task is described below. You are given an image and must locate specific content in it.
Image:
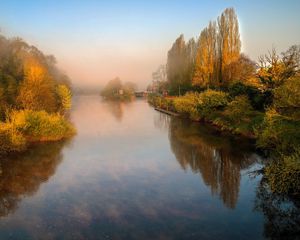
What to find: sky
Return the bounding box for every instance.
[0,0,300,89]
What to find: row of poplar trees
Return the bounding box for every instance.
[167,8,254,94]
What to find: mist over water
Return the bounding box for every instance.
[1,1,299,89]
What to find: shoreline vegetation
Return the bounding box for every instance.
[0,34,75,155]
[100,77,137,101]
[148,8,300,197]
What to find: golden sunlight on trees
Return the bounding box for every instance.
[17,56,56,112]
[217,8,241,85]
[0,34,74,155]
[223,54,256,84]
[167,8,243,93]
[193,21,217,87]
[258,46,300,90]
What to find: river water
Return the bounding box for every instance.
[0,95,276,239]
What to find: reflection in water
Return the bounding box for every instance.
[0,97,291,239]
[167,116,258,209]
[153,111,170,131]
[104,101,124,121]
[255,179,300,240]
[0,141,67,218]
[103,100,133,122]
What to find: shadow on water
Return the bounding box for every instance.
[0,140,68,218]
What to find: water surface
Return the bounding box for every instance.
[0,96,285,239]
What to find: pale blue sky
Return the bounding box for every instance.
[0,0,299,87]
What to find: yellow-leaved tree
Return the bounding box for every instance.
[193,21,217,87]
[217,8,241,85]
[17,56,56,112]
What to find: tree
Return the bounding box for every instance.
[193,21,217,87]
[192,8,241,88]
[123,81,137,94]
[0,34,72,114]
[167,34,187,95]
[100,77,122,97]
[223,54,256,84]
[273,76,300,117]
[100,77,135,100]
[17,56,56,112]
[56,84,72,113]
[281,45,300,77]
[217,8,241,85]
[185,38,198,85]
[258,46,300,90]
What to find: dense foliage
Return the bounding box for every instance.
[0,34,74,155]
[149,7,300,197]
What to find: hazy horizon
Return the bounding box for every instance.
[1,0,300,89]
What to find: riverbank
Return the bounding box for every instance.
[148,92,300,197]
[154,107,180,117]
[0,110,75,155]
[148,92,262,139]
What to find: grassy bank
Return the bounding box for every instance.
[0,110,75,155]
[148,90,300,197]
[148,90,264,138]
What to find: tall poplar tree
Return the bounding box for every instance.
[193,21,217,87]
[167,34,187,95]
[217,8,241,85]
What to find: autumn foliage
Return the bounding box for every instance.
[0,35,74,154]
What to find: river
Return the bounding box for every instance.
[0,95,285,239]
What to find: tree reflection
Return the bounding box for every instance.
[0,141,67,217]
[154,112,170,131]
[168,117,258,209]
[104,101,124,121]
[255,178,300,239]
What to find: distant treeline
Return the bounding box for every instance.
[0,34,75,155]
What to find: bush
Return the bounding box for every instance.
[195,89,228,119]
[224,95,253,123]
[256,109,300,154]
[198,89,228,109]
[150,90,228,121]
[173,92,200,119]
[9,110,76,142]
[273,77,300,118]
[228,82,271,111]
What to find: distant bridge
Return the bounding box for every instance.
[134,91,148,98]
